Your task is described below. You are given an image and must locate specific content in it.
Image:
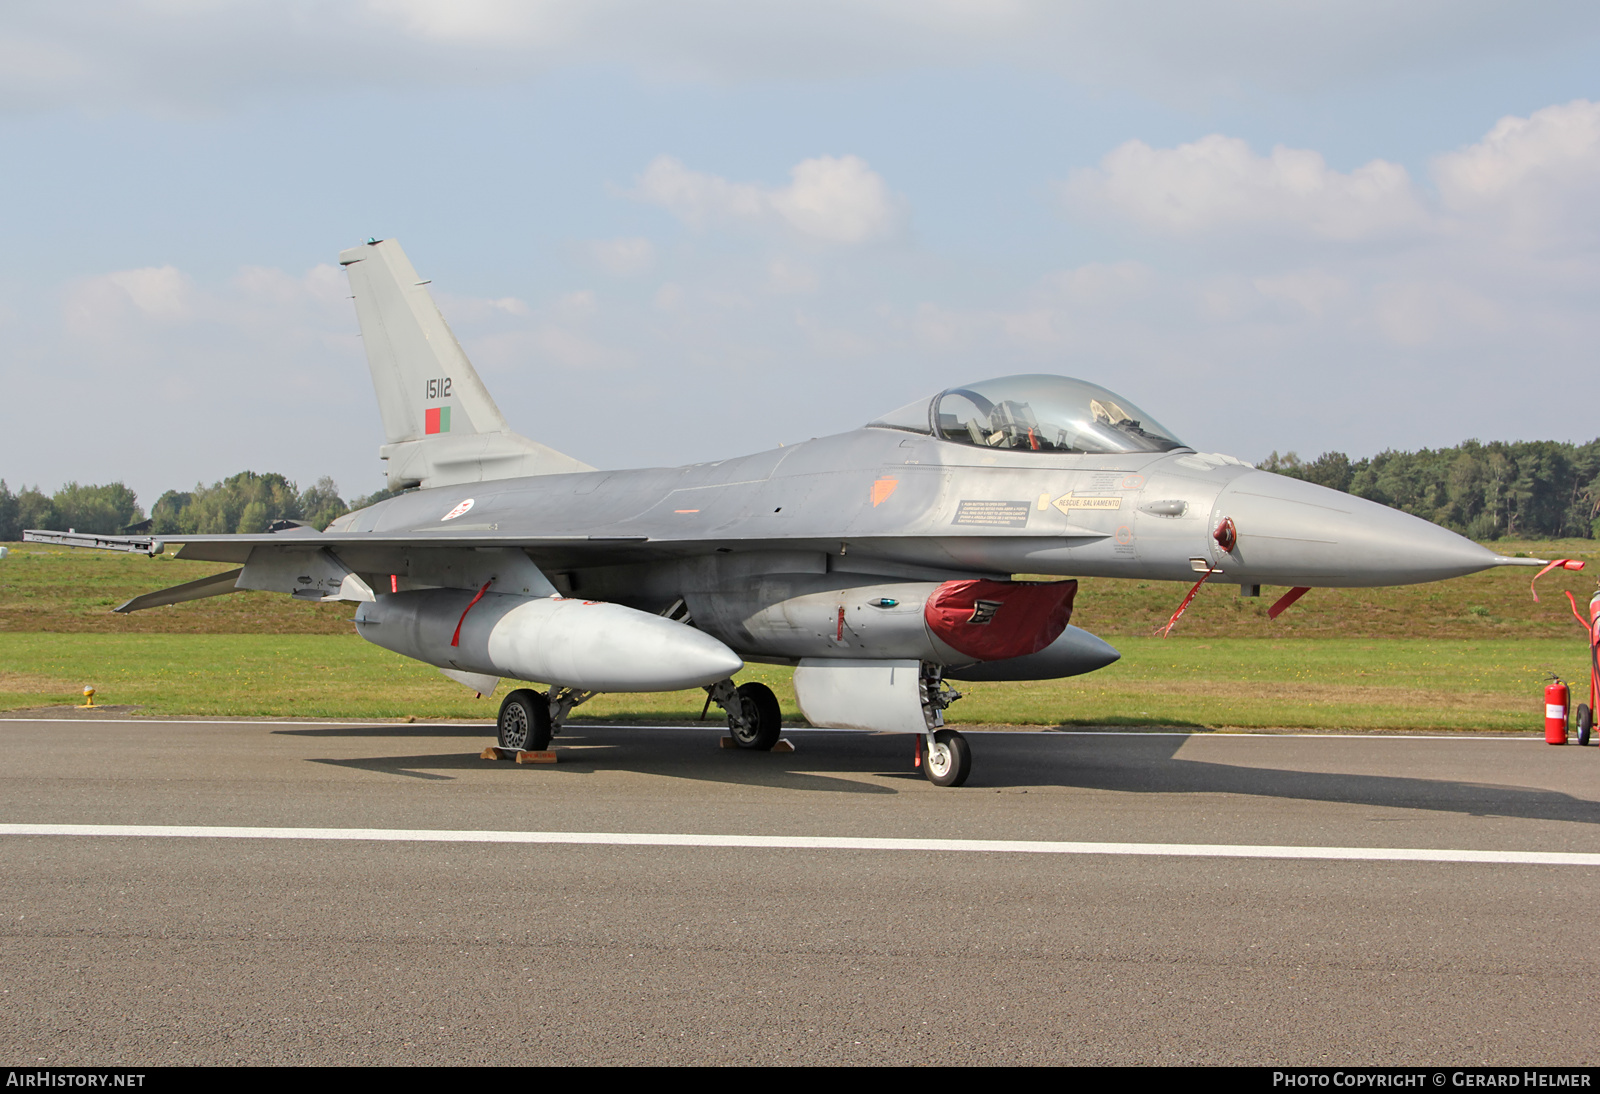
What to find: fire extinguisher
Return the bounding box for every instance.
[1546,676,1571,745]
[1529,560,1593,746]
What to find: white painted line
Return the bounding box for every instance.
[2,823,1596,865]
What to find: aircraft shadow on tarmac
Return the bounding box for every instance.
[298,726,896,794]
[277,723,501,738]
[280,724,1600,820]
[991,733,1600,825]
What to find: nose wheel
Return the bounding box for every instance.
[922,729,971,787]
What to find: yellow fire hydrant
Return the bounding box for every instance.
[81,686,95,708]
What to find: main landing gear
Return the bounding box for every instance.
[496,686,594,752]
[705,679,783,750]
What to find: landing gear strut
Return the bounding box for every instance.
[916,664,970,786]
[706,679,782,750]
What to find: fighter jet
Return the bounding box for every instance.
[26,240,1546,786]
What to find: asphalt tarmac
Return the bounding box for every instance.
[2,715,1598,1066]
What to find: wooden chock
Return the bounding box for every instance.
[483,745,557,764]
[720,737,796,752]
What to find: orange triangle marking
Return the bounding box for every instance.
[872,478,899,507]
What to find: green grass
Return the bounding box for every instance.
[0,633,1591,731]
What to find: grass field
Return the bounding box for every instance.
[2,540,1596,729]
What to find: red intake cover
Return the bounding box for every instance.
[923,579,1078,661]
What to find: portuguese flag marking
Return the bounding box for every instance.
[425,406,451,435]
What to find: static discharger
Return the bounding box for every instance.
[80,686,95,708]
[481,746,557,765]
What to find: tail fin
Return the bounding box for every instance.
[339,239,592,491]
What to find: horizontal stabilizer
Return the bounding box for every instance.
[114,569,244,614]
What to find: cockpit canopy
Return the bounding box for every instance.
[868,374,1187,455]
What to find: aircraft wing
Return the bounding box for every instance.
[23,526,1108,572]
[24,528,637,562]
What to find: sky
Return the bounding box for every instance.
[2,1,1599,507]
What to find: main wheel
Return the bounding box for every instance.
[497,688,552,751]
[1578,704,1593,747]
[728,681,782,751]
[924,729,972,787]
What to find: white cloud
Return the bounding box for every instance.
[6,259,372,502]
[432,290,533,321]
[361,0,580,45]
[632,153,902,244]
[632,156,765,227]
[1065,135,1427,242]
[1068,99,1600,261]
[68,265,194,326]
[767,258,818,294]
[471,325,634,376]
[1249,269,1351,320]
[1036,261,1152,306]
[1433,98,1600,252]
[552,290,597,320]
[766,155,901,244]
[586,236,655,277]
[2,2,1596,112]
[1369,280,1508,346]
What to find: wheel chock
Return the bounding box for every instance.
[480,746,558,764]
[719,737,796,752]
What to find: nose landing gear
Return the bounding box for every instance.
[921,728,972,787]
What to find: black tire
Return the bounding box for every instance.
[924,728,972,787]
[497,688,552,751]
[1578,704,1593,747]
[728,681,782,751]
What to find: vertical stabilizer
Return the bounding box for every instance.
[340,239,592,490]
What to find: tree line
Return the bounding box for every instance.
[0,473,398,541]
[1259,438,1600,540]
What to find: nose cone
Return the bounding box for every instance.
[946,624,1121,682]
[1215,471,1502,587]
